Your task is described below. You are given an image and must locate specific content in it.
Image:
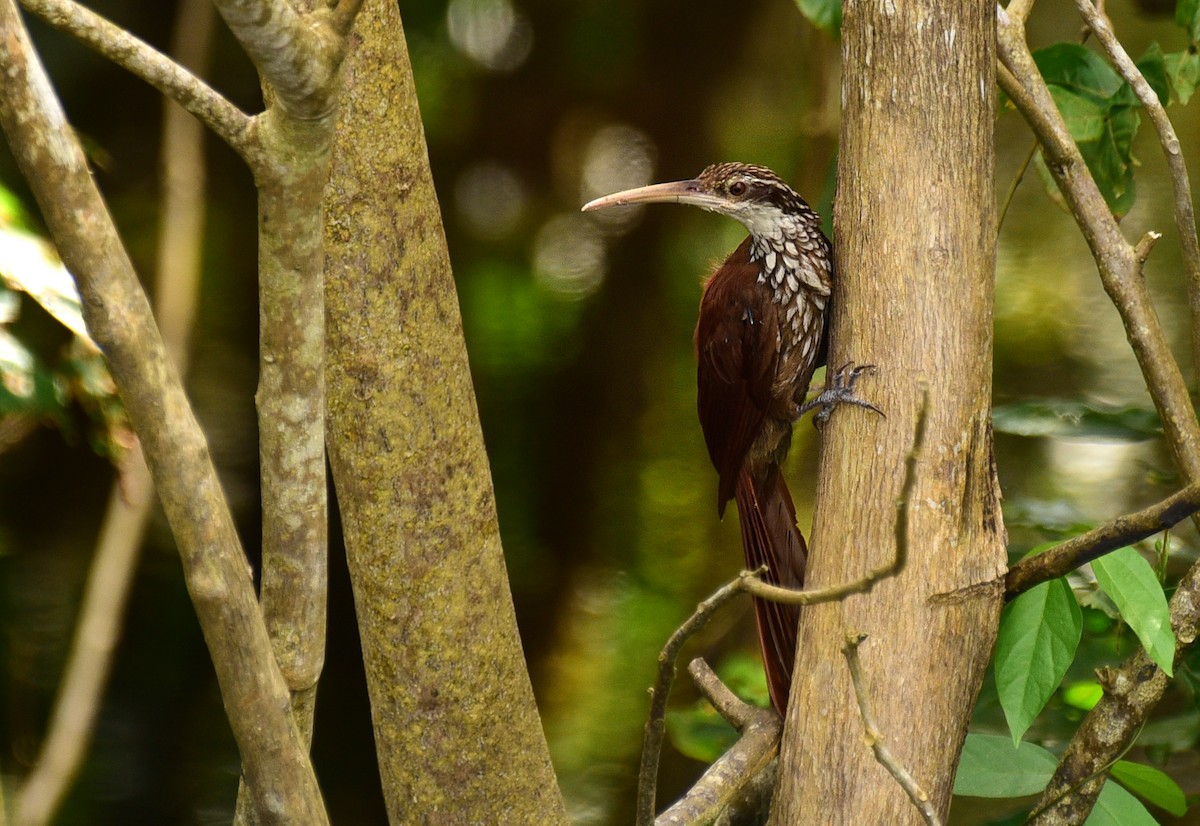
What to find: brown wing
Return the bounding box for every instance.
[694,237,779,516]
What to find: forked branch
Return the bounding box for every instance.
[17,0,260,166]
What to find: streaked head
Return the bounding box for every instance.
[582,162,812,238]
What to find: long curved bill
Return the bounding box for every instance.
[582,179,721,212]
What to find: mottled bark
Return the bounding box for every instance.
[322,2,567,822]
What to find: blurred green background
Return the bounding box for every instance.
[2,0,1200,823]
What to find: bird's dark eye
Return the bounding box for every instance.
[729,181,747,196]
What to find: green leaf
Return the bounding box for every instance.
[1034,43,1124,103]
[995,578,1082,744]
[793,0,841,36]
[1084,780,1160,825]
[992,400,1160,440]
[1177,0,1200,44]
[1092,547,1176,676]
[1110,760,1188,816]
[666,703,737,763]
[1047,85,1107,142]
[954,733,1057,797]
[1165,49,1200,104]
[1136,43,1172,106]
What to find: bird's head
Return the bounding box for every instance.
[582,162,812,239]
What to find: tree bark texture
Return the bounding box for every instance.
[322,2,567,822]
[771,0,1006,821]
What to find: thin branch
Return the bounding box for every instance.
[742,385,928,607]
[842,633,942,826]
[1074,0,1200,377]
[635,390,930,823]
[997,6,1200,820]
[636,575,760,826]
[17,0,259,166]
[689,658,757,729]
[12,8,216,820]
[0,5,326,822]
[1006,481,1200,598]
[996,8,1200,486]
[652,661,781,826]
[1006,0,1036,25]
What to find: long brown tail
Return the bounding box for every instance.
[734,464,807,713]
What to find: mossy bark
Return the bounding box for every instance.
[323,2,567,822]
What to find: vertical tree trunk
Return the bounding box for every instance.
[771,0,1006,820]
[322,2,567,822]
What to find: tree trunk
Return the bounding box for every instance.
[771,0,1006,820]
[322,2,567,822]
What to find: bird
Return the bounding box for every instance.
[582,162,876,713]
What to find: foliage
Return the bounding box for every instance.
[665,653,769,762]
[0,186,128,460]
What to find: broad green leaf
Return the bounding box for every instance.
[1093,547,1175,676]
[1034,43,1124,103]
[1110,760,1188,816]
[995,578,1082,744]
[1047,85,1107,142]
[992,400,1160,440]
[1084,779,1160,825]
[953,733,1057,797]
[1165,49,1200,104]
[793,0,841,37]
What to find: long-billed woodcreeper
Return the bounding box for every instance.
[583,163,874,712]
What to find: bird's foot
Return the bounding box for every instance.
[797,362,884,429]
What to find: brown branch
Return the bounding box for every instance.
[636,575,760,826]
[997,6,1200,821]
[0,5,326,823]
[652,661,781,826]
[689,658,758,729]
[11,6,215,823]
[996,9,1200,483]
[16,0,259,167]
[1005,481,1200,598]
[1074,0,1200,377]
[842,633,942,826]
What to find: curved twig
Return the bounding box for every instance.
[17,0,260,167]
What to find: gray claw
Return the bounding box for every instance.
[799,362,884,429]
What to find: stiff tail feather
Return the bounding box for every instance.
[734,464,807,713]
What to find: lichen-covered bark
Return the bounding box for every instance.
[770,0,1006,820]
[0,4,325,823]
[322,2,566,822]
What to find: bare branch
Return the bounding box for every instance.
[11,8,216,822]
[1006,481,1200,597]
[996,5,1200,820]
[1074,0,1200,375]
[689,658,758,729]
[842,633,942,826]
[16,0,259,166]
[652,662,781,826]
[995,8,1200,486]
[0,5,326,822]
[636,575,760,826]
